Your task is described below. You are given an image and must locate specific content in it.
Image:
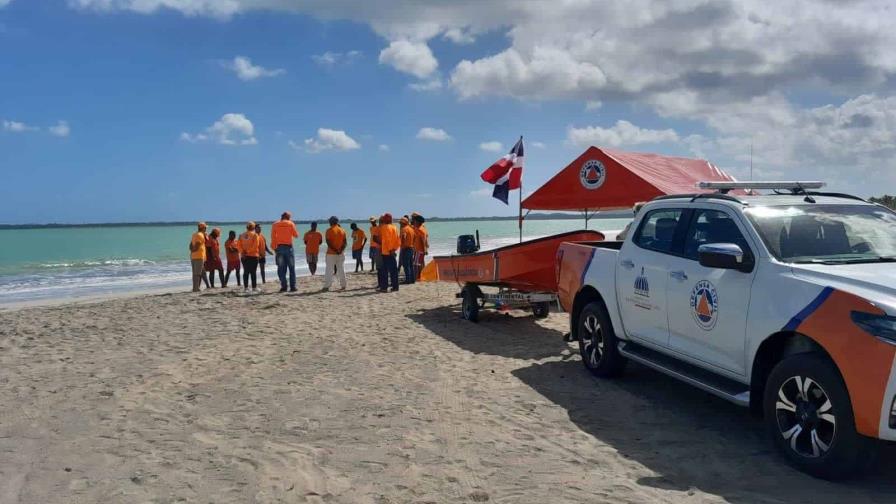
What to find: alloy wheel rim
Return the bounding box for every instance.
[775,375,837,458]
[581,313,604,368]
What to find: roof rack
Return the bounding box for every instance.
[697,181,825,194]
[652,193,746,205]
[804,192,867,203]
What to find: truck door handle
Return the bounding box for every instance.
[670,270,688,281]
[620,259,634,270]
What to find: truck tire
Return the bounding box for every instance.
[532,302,550,319]
[577,301,626,377]
[763,353,876,479]
[461,286,481,323]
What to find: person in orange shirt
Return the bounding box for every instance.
[377,213,401,292]
[237,221,263,293]
[189,222,209,292]
[411,213,429,280]
[271,211,299,292]
[223,230,241,287]
[323,216,348,291]
[368,216,380,274]
[399,217,416,284]
[204,228,225,287]
[350,223,367,272]
[303,222,324,276]
[255,223,273,285]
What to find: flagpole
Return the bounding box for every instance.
[518,136,523,243]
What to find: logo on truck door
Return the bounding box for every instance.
[690,280,719,330]
[580,159,606,190]
[634,267,649,297]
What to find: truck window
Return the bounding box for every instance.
[633,209,684,254]
[683,209,752,260]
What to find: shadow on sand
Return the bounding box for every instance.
[411,303,896,502]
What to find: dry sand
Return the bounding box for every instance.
[1,274,894,503]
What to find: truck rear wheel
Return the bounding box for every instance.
[763,353,876,479]
[577,301,626,377]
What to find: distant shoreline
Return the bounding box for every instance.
[0,212,631,230]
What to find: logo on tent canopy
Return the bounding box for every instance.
[689,280,719,331]
[579,159,606,190]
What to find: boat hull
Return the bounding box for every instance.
[423,230,604,292]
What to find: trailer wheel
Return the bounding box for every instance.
[532,302,550,319]
[461,286,481,322]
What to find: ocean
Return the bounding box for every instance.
[0,218,630,306]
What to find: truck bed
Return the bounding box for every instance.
[556,240,621,312]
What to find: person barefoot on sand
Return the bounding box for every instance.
[237,221,263,293]
[304,222,323,276]
[255,223,273,284]
[323,216,347,291]
[223,230,241,287]
[189,222,209,292]
[350,223,367,272]
[205,228,225,287]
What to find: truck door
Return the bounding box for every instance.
[616,208,687,348]
[665,207,756,375]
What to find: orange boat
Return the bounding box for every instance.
[421,230,604,292]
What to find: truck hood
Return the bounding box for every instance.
[791,262,896,314]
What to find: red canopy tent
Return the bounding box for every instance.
[521,146,741,226]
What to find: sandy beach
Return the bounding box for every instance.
[1,274,894,503]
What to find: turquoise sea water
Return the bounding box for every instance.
[0,218,630,305]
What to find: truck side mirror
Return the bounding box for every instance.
[698,243,754,273]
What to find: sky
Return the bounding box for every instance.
[1,0,895,224]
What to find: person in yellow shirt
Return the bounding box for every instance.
[399,216,416,284]
[377,213,401,292]
[411,213,429,280]
[255,223,273,285]
[237,221,263,293]
[350,223,367,273]
[303,222,324,276]
[323,216,347,291]
[189,222,209,292]
[368,216,380,274]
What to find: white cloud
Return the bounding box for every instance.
[416,127,451,142]
[443,27,475,45]
[567,120,679,148]
[408,79,442,92]
[300,128,361,153]
[223,56,284,81]
[585,100,602,112]
[2,120,37,133]
[479,141,503,153]
[312,50,361,67]
[181,113,257,145]
[531,141,546,149]
[378,40,438,79]
[378,144,390,152]
[48,120,70,137]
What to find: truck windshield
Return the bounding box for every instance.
[744,204,896,264]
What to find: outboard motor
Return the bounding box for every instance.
[457,230,481,254]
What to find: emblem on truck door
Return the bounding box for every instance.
[634,267,650,297]
[690,280,719,330]
[580,159,606,190]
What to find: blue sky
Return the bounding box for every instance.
[1,0,894,224]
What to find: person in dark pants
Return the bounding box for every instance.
[204,228,225,287]
[377,213,400,292]
[223,230,241,287]
[398,216,416,284]
[350,222,367,272]
[271,211,299,292]
[238,221,262,292]
[255,223,273,284]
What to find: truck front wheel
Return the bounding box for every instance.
[577,301,626,378]
[763,353,876,479]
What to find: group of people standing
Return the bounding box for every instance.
[188,211,429,294]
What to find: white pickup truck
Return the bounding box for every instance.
[555,182,896,479]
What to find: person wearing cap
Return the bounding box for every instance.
[237,221,263,293]
[411,213,429,280]
[399,216,416,284]
[378,213,401,292]
[323,216,347,291]
[255,223,273,285]
[271,211,299,292]
[350,222,367,272]
[368,216,380,274]
[189,222,209,292]
[304,222,324,276]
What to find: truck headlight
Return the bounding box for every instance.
[851,311,896,345]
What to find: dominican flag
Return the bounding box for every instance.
[480,137,523,205]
